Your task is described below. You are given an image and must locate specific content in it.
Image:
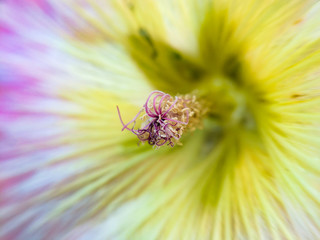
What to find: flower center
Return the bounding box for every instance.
[200,74,257,132]
[124,22,262,148]
[117,91,207,148]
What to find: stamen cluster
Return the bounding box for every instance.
[117,91,200,147]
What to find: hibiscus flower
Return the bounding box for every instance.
[1,0,319,239]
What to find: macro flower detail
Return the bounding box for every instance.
[1,0,320,240]
[117,90,204,147]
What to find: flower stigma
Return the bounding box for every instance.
[117,91,205,148]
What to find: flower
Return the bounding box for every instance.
[1,0,320,239]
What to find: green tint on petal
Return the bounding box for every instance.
[126,32,207,94]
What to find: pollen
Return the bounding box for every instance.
[117,91,205,148]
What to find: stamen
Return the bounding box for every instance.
[117,91,205,148]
